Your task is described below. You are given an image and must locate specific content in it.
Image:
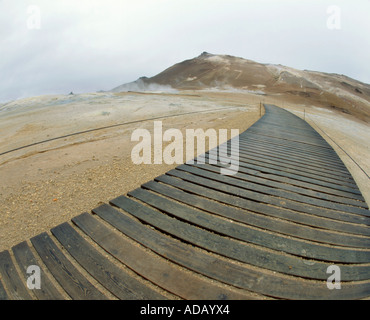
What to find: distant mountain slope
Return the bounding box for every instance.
[112,52,370,121]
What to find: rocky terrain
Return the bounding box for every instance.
[0,52,369,251]
[113,52,370,122]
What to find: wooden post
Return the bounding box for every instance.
[260,102,262,118]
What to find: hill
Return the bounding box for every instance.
[112,52,370,122]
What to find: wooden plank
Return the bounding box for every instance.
[238,133,348,162]
[2,103,369,301]
[235,142,354,182]
[168,168,370,224]
[198,153,363,199]
[238,137,347,168]
[248,109,329,144]
[142,180,370,247]
[250,129,327,145]
[12,241,65,300]
[93,202,370,300]
[247,120,327,139]
[247,129,333,149]
[31,232,107,300]
[241,129,342,157]
[129,187,370,262]
[0,279,8,300]
[199,149,362,196]
[249,125,322,141]
[239,135,346,165]
[180,163,369,216]
[240,132,340,156]
[237,142,353,178]
[222,145,358,188]
[251,121,319,135]
[239,131,339,153]
[51,222,166,300]
[207,148,361,195]
[249,120,322,135]
[249,107,338,156]
[72,212,261,300]
[108,197,370,281]
[155,174,370,236]
[0,250,33,300]
[239,130,332,150]
[201,152,365,201]
[239,144,353,181]
[193,161,368,209]
[240,133,339,159]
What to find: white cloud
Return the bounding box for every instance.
[0,0,369,102]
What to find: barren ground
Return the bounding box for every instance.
[0,91,261,251]
[0,90,369,252]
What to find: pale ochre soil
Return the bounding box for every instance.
[0,90,369,252]
[0,91,261,251]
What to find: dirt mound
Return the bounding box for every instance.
[112,53,370,122]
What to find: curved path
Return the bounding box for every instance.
[1,104,369,300]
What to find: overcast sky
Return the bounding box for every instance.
[1,0,369,102]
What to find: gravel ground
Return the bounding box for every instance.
[0,91,261,251]
[1,90,368,252]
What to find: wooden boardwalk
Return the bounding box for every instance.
[1,104,369,300]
